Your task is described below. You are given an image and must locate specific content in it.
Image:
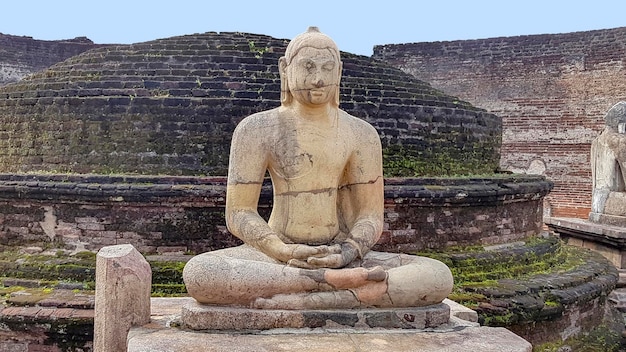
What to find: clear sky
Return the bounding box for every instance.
[2,0,626,56]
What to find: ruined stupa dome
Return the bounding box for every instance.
[0,32,501,176]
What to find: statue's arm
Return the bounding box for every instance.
[343,123,385,256]
[225,117,272,245]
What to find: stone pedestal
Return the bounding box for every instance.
[128,325,531,352]
[126,297,531,352]
[181,301,450,331]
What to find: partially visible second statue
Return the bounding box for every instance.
[590,102,626,225]
[183,27,454,310]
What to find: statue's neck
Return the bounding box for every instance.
[286,103,337,127]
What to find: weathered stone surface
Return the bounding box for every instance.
[134,297,527,351]
[127,325,532,352]
[181,301,450,330]
[444,298,478,322]
[94,244,151,352]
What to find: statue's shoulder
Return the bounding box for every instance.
[234,108,281,134]
[339,110,379,139]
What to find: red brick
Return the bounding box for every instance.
[35,308,56,319]
[71,309,94,319]
[50,308,75,319]
[0,306,24,316]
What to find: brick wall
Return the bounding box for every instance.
[0,174,551,254]
[0,31,500,177]
[0,34,104,86]
[373,27,626,218]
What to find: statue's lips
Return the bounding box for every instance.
[309,88,327,96]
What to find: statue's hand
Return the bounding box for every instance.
[288,242,358,269]
[260,236,340,264]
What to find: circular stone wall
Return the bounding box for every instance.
[0,32,501,176]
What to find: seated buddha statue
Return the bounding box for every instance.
[182,27,453,310]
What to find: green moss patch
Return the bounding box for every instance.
[0,249,189,297]
[419,237,616,329]
[534,324,623,352]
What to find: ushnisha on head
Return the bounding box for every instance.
[279,26,342,107]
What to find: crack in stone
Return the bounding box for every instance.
[275,187,335,197]
[229,180,263,185]
[338,175,382,190]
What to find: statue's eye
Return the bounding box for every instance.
[304,61,315,71]
[322,62,335,71]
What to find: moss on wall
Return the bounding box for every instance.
[0,31,501,177]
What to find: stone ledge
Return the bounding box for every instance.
[546,216,626,269]
[127,323,531,352]
[0,173,552,207]
[181,301,450,331]
[546,216,626,248]
[589,212,626,228]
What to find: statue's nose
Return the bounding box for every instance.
[313,79,324,88]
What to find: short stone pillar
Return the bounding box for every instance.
[94,244,152,352]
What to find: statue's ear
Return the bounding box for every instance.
[278,57,291,105]
[334,61,343,107]
[278,57,287,77]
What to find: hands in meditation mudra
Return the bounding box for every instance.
[183,27,454,310]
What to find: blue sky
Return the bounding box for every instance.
[3,1,626,56]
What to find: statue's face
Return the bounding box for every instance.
[286,47,340,106]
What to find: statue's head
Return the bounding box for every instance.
[604,101,626,132]
[279,27,342,107]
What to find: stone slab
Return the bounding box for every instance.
[545,216,626,268]
[545,216,626,245]
[181,300,450,331]
[127,323,532,352]
[443,298,478,322]
[590,212,626,228]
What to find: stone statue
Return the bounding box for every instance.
[183,27,453,309]
[590,101,626,223]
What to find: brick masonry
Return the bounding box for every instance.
[0,33,105,86]
[373,26,626,219]
[0,173,551,255]
[0,290,94,351]
[0,31,501,177]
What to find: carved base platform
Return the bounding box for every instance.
[181,300,450,330]
[545,216,626,268]
[126,297,531,352]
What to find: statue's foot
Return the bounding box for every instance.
[252,281,391,310]
[253,291,358,310]
[300,266,386,290]
[324,265,386,289]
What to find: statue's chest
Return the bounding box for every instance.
[269,130,349,180]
